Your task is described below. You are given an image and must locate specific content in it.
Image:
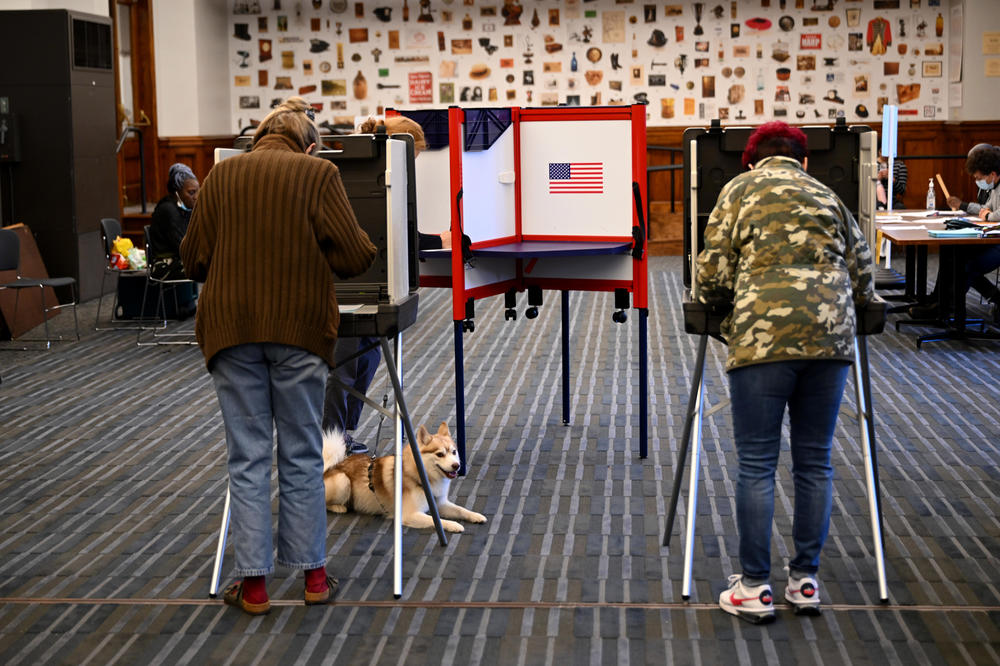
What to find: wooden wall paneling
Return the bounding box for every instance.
[156,136,237,196]
[137,123,999,258]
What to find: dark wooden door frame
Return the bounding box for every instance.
[111,0,159,213]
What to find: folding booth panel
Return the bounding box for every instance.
[519,119,635,241]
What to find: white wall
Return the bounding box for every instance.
[194,1,232,135]
[146,0,998,135]
[152,0,230,137]
[951,0,1000,121]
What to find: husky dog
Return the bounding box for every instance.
[322,422,487,533]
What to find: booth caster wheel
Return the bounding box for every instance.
[505,308,517,321]
[462,319,475,333]
[612,309,628,324]
[525,306,539,319]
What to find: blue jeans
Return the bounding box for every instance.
[728,359,851,582]
[322,336,381,432]
[967,245,1000,302]
[210,343,329,576]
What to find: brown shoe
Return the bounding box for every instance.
[223,580,271,616]
[304,575,339,605]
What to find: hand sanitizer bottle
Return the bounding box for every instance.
[926,177,935,210]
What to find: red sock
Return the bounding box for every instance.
[304,566,328,593]
[242,575,268,605]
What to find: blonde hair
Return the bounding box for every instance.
[358,116,427,154]
[253,96,320,153]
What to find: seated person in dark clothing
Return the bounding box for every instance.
[149,162,200,316]
[910,145,1000,322]
[875,154,907,210]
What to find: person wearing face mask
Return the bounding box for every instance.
[912,145,1000,322]
[181,96,376,616]
[946,143,998,213]
[150,162,199,273]
[149,162,200,317]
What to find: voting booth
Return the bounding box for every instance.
[394,104,650,472]
[682,117,878,289]
[209,134,447,600]
[667,119,890,603]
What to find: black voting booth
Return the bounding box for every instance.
[318,132,420,337]
[682,118,878,288]
[209,132,446,601]
[667,120,890,603]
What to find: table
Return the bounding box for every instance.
[878,223,1000,347]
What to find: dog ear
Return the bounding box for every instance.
[416,424,430,445]
[437,421,450,437]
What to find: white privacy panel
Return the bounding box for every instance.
[415,146,452,236]
[460,124,517,242]
[518,120,634,238]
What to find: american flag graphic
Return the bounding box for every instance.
[548,162,604,194]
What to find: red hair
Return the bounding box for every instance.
[741,121,808,169]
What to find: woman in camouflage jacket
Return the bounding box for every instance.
[696,121,874,624]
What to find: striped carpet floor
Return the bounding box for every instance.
[0,256,998,665]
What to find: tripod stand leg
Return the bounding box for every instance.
[209,485,231,598]
[393,334,404,599]
[853,338,889,603]
[681,371,705,601]
[663,334,709,547]
[380,337,449,548]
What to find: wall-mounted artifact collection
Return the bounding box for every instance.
[229,0,950,129]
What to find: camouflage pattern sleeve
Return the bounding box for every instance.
[838,198,875,307]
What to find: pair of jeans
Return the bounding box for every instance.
[210,343,329,576]
[727,359,851,582]
[967,245,1000,303]
[322,336,381,433]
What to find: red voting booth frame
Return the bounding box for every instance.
[401,105,649,474]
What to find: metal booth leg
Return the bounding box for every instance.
[392,333,404,598]
[639,307,649,458]
[853,337,889,603]
[680,342,707,600]
[561,290,570,425]
[454,320,467,475]
[209,485,231,598]
[663,333,709,548]
[379,337,449,547]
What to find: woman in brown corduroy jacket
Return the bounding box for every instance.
[181,97,376,616]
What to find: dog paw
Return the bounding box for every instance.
[326,504,347,514]
[443,520,464,533]
[467,512,487,524]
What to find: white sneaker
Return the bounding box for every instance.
[719,574,775,624]
[784,573,821,616]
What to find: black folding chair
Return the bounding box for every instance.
[0,228,80,350]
